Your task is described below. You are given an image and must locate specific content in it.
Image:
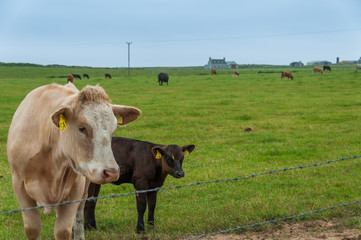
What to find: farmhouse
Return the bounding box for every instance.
[290,61,304,67]
[204,57,228,69]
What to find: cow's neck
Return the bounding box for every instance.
[50,163,81,202]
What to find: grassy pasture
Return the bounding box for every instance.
[1,65,361,239]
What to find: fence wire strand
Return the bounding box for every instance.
[1,154,360,216]
[184,199,361,240]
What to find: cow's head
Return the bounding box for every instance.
[151,144,195,178]
[51,85,141,184]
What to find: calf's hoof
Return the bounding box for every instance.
[84,222,97,231]
[136,225,145,234]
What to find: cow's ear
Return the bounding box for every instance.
[112,105,141,126]
[182,145,196,157]
[151,146,165,159]
[51,107,73,128]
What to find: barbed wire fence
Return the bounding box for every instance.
[1,155,361,239]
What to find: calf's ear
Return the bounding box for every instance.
[182,145,196,156]
[51,107,73,129]
[112,105,141,126]
[151,146,165,159]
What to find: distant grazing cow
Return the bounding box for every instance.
[67,74,74,83]
[356,64,361,71]
[84,137,195,233]
[244,126,253,132]
[232,71,240,77]
[105,73,112,79]
[323,66,331,71]
[157,72,169,86]
[211,69,217,75]
[281,71,293,80]
[313,67,323,74]
[83,74,90,79]
[72,73,82,80]
[7,83,141,240]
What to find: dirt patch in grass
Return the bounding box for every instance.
[195,218,361,240]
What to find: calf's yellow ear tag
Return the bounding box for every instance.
[183,150,190,157]
[155,150,162,159]
[59,114,67,131]
[117,116,123,125]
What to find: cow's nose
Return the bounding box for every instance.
[102,168,119,182]
[176,171,184,178]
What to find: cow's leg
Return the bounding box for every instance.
[54,179,85,240]
[73,180,90,240]
[147,190,158,227]
[84,182,101,230]
[13,178,41,240]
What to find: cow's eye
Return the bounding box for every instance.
[79,127,88,135]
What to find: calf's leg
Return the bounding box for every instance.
[147,191,158,226]
[84,182,101,230]
[135,192,147,233]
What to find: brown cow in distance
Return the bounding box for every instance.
[7,83,141,240]
[281,71,293,80]
[211,69,216,75]
[232,71,240,77]
[84,137,196,233]
[67,74,73,83]
[105,73,112,79]
[313,67,323,74]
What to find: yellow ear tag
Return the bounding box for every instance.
[155,150,162,159]
[184,150,190,157]
[59,114,67,131]
[117,116,123,125]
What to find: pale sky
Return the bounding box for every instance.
[1,0,360,67]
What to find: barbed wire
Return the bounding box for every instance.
[184,199,361,240]
[0,154,360,216]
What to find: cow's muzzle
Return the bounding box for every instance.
[101,168,120,183]
[173,170,185,178]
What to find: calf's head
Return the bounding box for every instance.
[51,85,141,184]
[151,144,195,178]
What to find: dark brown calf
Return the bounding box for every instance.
[84,137,195,233]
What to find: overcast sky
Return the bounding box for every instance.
[1,0,360,67]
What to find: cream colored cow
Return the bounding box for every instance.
[7,83,141,240]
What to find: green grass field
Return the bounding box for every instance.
[1,65,361,239]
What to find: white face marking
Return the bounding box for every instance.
[77,103,119,181]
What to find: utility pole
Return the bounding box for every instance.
[126,42,132,76]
